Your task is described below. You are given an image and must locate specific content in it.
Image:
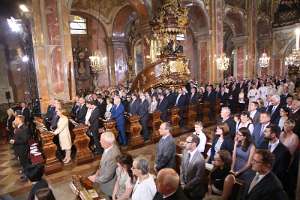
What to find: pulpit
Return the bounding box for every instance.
[103,120,118,138]
[38,129,63,174]
[126,115,143,147]
[170,107,180,136]
[72,125,93,165]
[150,111,162,142]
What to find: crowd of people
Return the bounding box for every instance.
[2,75,300,200]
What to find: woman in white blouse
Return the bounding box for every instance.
[149,95,158,113]
[237,111,254,135]
[53,109,72,164]
[131,157,156,200]
[278,107,289,131]
[247,85,259,110]
[105,97,113,119]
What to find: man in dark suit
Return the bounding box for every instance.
[155,122,176,172]
[111,96,127,145]
[129,93,140,115]
[165,88,176,109]
[220,107,236,138]
[85,100,102,154]
[189,87,200,105]
[10,115,30,180]
[153,168,189,200]
[25,164,49,200]
[71,95,80,118]
[249,101,260,125]
[267,95,281,124]
[252,112,270,148]
[138,92,150,141]
[290,99,300,137]
[242,149,288,200]
[203,85,217,120]
[76,97,88,123]
[96,95,107,119]
[280,87,292,106]
[263,124,291,187]
[20,102,31,125]
[180,134,206,200]
[217,86,229,106]
[44,99,56,130]
[157,93,169,122]
[174,87,188,127]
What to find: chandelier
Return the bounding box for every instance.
[216,53,230,70]
[89,51,106,72]
[258,52,270,68]
[285,27,300,67]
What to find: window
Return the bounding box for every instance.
[70,15,87,34]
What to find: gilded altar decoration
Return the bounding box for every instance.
[132,0,190,91]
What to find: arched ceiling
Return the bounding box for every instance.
[188,5,209,35]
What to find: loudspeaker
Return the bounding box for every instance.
[5,91,11,100]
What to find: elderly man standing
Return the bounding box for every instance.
[88,132,121,200]
[155,122,176,172]
[180,134,206,200]
[267,95,282,124]
[153,168,188,200]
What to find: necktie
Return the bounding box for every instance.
[268,143,272,151]
[271,106,276,114]
[260,125,265,136]
[248,174,260,193]
[175,95,180,106]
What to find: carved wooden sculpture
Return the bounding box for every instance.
[170,107,180,136]
[103,120,118,138]
[150,111,163,142]
[126,115,143,147]
[186,104,197,129]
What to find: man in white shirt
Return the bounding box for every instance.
[193,121,207,153]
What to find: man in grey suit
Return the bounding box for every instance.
[155,122,176,172]
[180,134,206,200]
[88,132,121,199]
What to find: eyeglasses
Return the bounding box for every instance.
[251,159,263,164]
[185,141,193,143]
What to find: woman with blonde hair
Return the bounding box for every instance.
[6,108,16,139]
[52,109,72,164]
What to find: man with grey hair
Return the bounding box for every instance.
[153,168,188,200]
[88,132,120,199]
[155,122,176,172]
[220,106,236,138]
[267,94,281,124]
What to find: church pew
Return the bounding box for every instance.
[35,127,63,174]
[102,119,118,139]
[72,124,93,165]
[170,107,180,136]
[186,104,197,129]
[149,111,163,143]
[125,115,144,147]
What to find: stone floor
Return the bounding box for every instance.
[0,126,215,200]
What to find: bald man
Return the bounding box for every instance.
[153,168,188,200]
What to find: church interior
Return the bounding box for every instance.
[0,0,300,200]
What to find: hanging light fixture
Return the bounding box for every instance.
[258,50,270,68]
[285,27,300,67]
[216,53,230,70]
[89,2,106,72]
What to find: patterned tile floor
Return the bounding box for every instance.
[0,126,215,200]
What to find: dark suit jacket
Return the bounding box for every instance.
[153,187,189,200]
[138,99,149,122]
[76,104,88,123]
[28,179,49,200]
[267,105,281,124]
[71,103,79,118]
[250,110,260,125]
[129,99,140,115]
[88,108,100,135]
[97,100,107,119]
[252,123,268,148]
[156,135,176,171]
[223,118,236,138]
[175,94,187,108]
[203,91,217,103]
[242,172,288,200]
[272,142,291,184]
[166,93,177,108]
[189,92,200,104]
[157,98,169,122]
[13,124,30,157]
[181,149,206,199]
[280,93,292,106]
[111,103,125,126]
[209,135,234,163]
[45,106,56,122]
[22,107,31,124]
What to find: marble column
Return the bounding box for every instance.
[209,0,224,83]
[31,0,75,112]
[106,37,115,86]
[0,45,13,103]
[232,36,248,80]
[112,37,128,84]
[246,0,257,78]
[196,35,210,83]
